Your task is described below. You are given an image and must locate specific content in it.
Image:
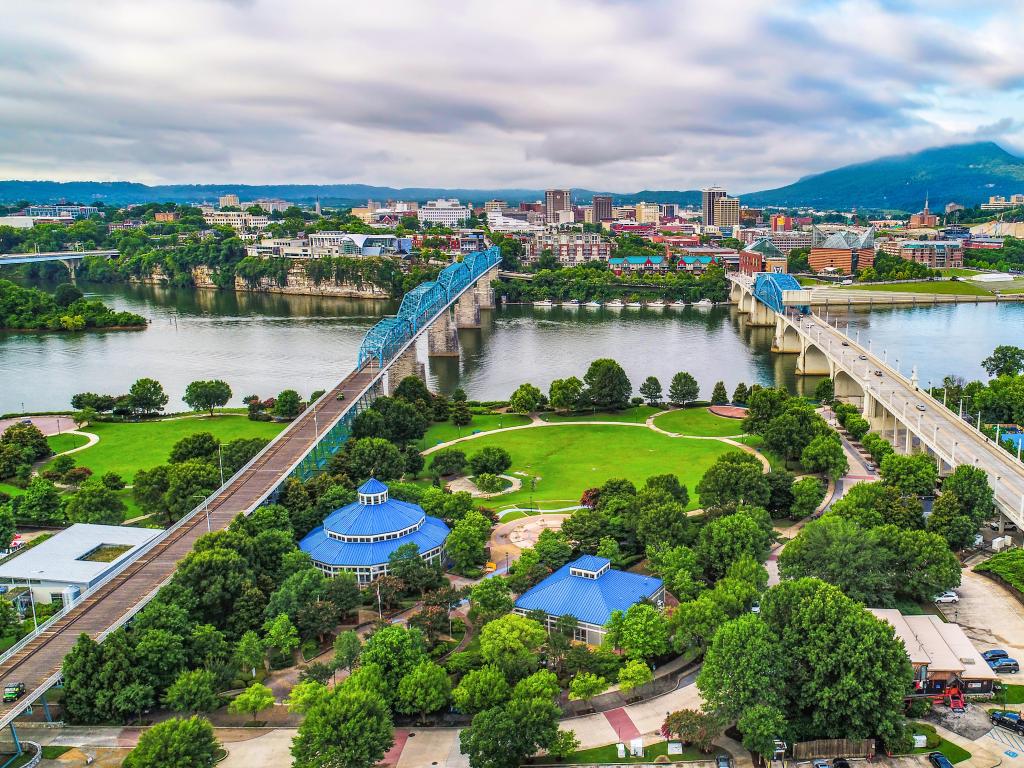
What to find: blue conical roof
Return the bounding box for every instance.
[358,478,389,495]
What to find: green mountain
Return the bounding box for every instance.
[1,142,1021,211]
[742,141,1024,212]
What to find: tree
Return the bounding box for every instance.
[697,507,773,581]
[732,382,750,404]
[469,576,514,626]
[429,448,467,477]
[394,376,432,405]
[235,630,264,678]
[387,543,441,595]
[800,434,848,480]
[710,381,728,405]
[826,481,923,530]
[479,614,546,678]
[123,716,220,768]
[359,625,428,692]
[661,709,724,753]
[668,371,699,405]
[53,282,83,307]
[460,696,562,768]
[263,613,300,665]
[0,422,50,460]
[292,688,394,768]
[128,377,169,415]
[453,664,511,714]
[470,446,512,476]
[397,660,451,722]
[346,437,406,481]
[942,464,995,524]
[568,671,608,709]
[814,378,835,404]
[617,659,653,695]
[738,704,789,762]
[982,345,1024,378]
[135,627,187,691]
[584,358,632,410]
[880,452,938,496]
[509,383,543,414]
[616,604,670,659]
[65,477,126,524]
[549,376,583,412]
[635,493,690,548]
[927,492,978,551]
[742,387,789,434]
[229,681,275,722]
[164,669,219,714]
[62,633,104,723]
[639,376,663,405]
[790,477,824,519]
[274,388,302,418]
[333,630,362,674]
[164,459,219,521]
[764,412,817,464]
[183,379,232,416]
[452,400,472,427]
[695,452,770,513]
[448,510,492,573]
[287,680,330,715]
[18,476,64,524]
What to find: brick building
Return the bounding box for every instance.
[808,229,875,274]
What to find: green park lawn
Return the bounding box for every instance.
[46,432,91,455]
[539,406,659,424]
[910,723,971,763]
[939,268,982,277]
[419,413,532,450]
[839,280,992,296]
[653,406,745,437]
[442,424,736,511]
[48,415,286,481]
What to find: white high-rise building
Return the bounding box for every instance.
[417,199,471,227]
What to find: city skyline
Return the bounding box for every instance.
[2,1,1024,191]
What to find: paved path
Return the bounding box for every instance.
[56,429,99,455]
[603,707,641,741]
[938,567,1024,661]
[0,415,75,437]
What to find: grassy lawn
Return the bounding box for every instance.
[734,434,789,471]
[798,277,830,286]
[44,416,286,482]
[0,483,24,498]
[419,413,532,450]
[47,432,90,454]
[539,406,659,424]
[549,740,708,765]
[444,424,736,511]
[653,407,745,437]
[839,280,991,295]
[994,683,1024,704]
[910,723,971,764]
[939,268,982,277]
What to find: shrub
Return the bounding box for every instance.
[63,466,93,486]
[468,447,512,476]
[101,471,126,490]
[474,474,505,494]
[51,455,76,476]
[429,449,467,477]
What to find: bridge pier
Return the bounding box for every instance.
[772,316,801,353]
[427,309,460,357]
[474,265,499,309]
[796,338,831,376]
[385,346,424,395]
[454,290,481,329]
[746,297,775,327]
[59,259,77,281]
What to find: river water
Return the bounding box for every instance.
[2,281,1024,413]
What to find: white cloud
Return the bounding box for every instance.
[0,0,1022,190]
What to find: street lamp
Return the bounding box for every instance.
[189,493,212,533]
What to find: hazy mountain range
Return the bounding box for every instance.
[3,142,1024,213]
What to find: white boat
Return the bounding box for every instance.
[561,299,580,308]
[626,301,644,307]
[646,300,666,308]
[605,299,625,308]
[671,299,688,307]
[533,299,553,307]
[585,300,602,307]
[694,298,714,308]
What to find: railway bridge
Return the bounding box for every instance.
[730,272,1024,529]
[0,247,502,743]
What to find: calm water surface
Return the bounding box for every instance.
[2,281,1023,412]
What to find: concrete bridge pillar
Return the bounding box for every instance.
[771,316,801,353]
[455,290,481,329]
[747,297,775,327]
[60,259,77,281]
[474,265,498,309]
[427,309,460,357]
[729,281,745,305]
[796,338,831,376]
[386,346,424,395]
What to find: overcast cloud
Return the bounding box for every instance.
[1,0,1023,192]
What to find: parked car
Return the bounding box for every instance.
[928,752,955,768]
[841,341,849,346]
[916,404,927,411]
[934,591,959,604]
[989,658,1020,673]
[833,759,851,768]
[716,755,732,768]
[989,520,1019,531]
[874,370,883,377]
[991,710,1024,733]
[812,760,829,768]
[2,683,24,703]
[859,354,868,360]
[983,649,1010,662]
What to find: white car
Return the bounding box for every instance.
[934,591,960,604]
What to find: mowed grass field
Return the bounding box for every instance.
[50,416,286,481]
[653,407,745,437]
[838,280,992,295]
[47,433,91,454]
[419,413,532,450]
[539,405,659,423]
[446,424,737,511]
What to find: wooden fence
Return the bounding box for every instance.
[792,739,875,760]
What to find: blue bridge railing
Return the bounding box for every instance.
[357,246,501,368]
[753,272,807,314]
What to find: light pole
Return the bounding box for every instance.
[189,493,212,533]
[217,444,225,487]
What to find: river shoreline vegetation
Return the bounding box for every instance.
[497,262,730,303]
[0,280,146,331]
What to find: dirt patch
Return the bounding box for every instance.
[925,702,993,740]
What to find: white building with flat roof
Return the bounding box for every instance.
[0,524,161,606]
[417,199,470,227]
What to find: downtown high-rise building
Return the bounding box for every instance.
[592,194,613,222]
[702,186,727,226]
[714,196,740,228]
[545,189,572,224]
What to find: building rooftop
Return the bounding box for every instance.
[514,556,663,627]
[744,237,785,260]
[0,524,160,588]
[870,608,997,681]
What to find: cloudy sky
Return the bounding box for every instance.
[1,0,1023,192]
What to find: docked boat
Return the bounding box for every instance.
[561,299,580,308]
[585,300,602,307]
[694,298,714,308]
[646,300,666,308]
[626,301,644,307]
[605,299,625,308]
[671,299,688,307]
[533,299,553,307]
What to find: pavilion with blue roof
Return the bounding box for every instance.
[299,479,449,585]
[513,556,664,644]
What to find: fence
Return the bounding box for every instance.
[791,739,875,760]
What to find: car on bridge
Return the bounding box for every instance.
[2,683,24,703]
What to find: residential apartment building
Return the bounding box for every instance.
[544,189,572,224]
[981,194,1024,211]
[486,212,544,234]
[701,186,727,225]
[203,210,270,231]
[897,240,964,269]
[714,196,740,228]
[249,198,291,213]
[525,232,614,265]
[218,194,240,208]
[484,200,506,214]
[417,199,470,227]
[592,195,613,222]
[107,220,143,232]
[634,202,661,224]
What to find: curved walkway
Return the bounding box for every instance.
[54,429,99,456]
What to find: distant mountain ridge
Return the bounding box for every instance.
[1,142,1021,212]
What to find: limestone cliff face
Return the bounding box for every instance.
[134,261,390,298]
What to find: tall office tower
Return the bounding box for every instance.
[714,197,740,228]
[545,189,572,224]
[702,186,727,226]
[592,195,613,222]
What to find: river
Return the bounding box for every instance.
[2,281,1023,413]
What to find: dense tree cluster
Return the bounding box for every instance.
[0,279,145,331]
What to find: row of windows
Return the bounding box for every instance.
[312,546,444,583]
[325,518,424,543]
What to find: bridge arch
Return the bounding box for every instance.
[797,340,830,376]
[833,368,865,407]
[772,318,801,353]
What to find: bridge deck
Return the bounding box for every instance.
[0,361,381,729]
